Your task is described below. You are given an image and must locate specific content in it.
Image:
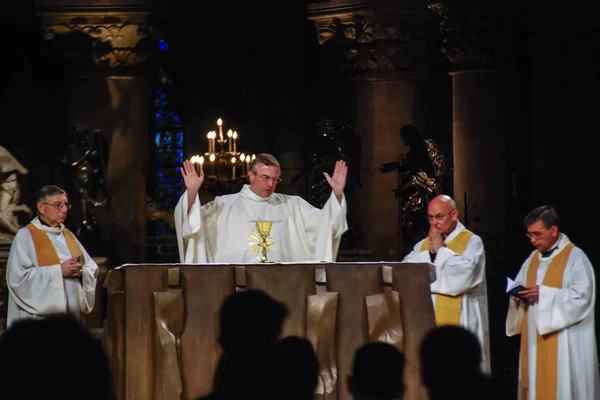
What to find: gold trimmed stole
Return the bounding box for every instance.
[520,242,573,400]
[26,223,81,266]
[421,229,474,326]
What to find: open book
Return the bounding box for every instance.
[506,277,529,304]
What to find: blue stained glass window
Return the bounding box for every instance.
[151,68,184,239]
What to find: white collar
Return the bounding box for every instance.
[539,233,571,260]
[32,216,64,234]
[241,184,273,202]
[444,221,466,244]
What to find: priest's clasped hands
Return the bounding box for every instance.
[61,255,83,278]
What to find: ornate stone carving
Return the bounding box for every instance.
[0,146,32,241]
[427,0,497,70]
[314,14,440,80]
[43,21,159,69]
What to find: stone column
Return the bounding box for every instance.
[38,5,162,266]
[309,6,451,261]
[428,0,525,382]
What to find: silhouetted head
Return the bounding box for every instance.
[218,289,288,351]
[0,314,112,400]
[276,336,319,400]
[399,125,423,146]
[348,342,406,400]
[420,326,483,390]
[524,205,560,253]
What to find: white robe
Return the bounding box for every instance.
[6,217,98,328]
[174,185,348,263]
[402,221,491,373]
[505,234,600,400]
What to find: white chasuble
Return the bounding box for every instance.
[174,185,348,263]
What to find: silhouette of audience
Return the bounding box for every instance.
[0,314,114,400]
[348,342,406,400]
[197,289,289,400]
[420,326,500,400]
[276,336,320,400]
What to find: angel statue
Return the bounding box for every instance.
[0,146,32,240]
[380,125,445,252]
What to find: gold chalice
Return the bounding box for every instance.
[248,219,277,263]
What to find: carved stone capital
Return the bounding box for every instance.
[312,13,443,81]
[427,0,501,70]
[37,11,163,75]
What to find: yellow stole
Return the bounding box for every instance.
[520,242,573,400]
[421,229,474,326]
[26,223,81,266]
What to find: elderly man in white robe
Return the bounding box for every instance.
[506,205,600,400]
[6,185,98,328]
[402,194,490,373]
[174,153,348,263]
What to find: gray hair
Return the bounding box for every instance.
[36,185,68,204]
[249,153,280,173]
[524,205,560,229]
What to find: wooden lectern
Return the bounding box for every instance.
[103,262,436,400]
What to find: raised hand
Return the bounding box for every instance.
[180,160,204,194]
[323,160,348,200]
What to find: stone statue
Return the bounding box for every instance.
[291,117,363,249]
[62,125,110,251]
[380,125,445,251]
[0,146,32,240]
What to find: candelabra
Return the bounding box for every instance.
[190,118,255,195]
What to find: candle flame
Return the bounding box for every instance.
[209,153,216,162]
[199,156,204,164]
[233,131,238,139]
[217,118,222,126]
[240,154,246,161]
[231,157,236,163]
[252,154,256,160]
[227,129,233,137]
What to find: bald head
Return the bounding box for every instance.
[427,195,459,235]
[429,195,457,211]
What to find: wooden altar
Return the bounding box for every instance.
[103,262,436,400]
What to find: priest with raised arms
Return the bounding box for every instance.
[506,205,599,400]
[174,153,348,263]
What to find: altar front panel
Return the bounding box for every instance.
[104,262,436,400]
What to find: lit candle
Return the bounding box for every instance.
[231,157,236,180]
[232,131,238,153]
[246,157,251,175]
[240,154,246,174]
[217,118,224,141]
[209,153,216,176]
[227,129,233,152]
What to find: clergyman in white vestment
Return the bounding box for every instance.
[506,205,600,400]
[402,194,491,374]
[174,153,348,263]
[6,185,98,328]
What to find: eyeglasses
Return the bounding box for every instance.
[44,202,71,210]
[256,174,282,184]
[427,209,454,222]
[526,229,548,239]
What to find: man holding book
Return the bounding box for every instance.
[506,205,600,400]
